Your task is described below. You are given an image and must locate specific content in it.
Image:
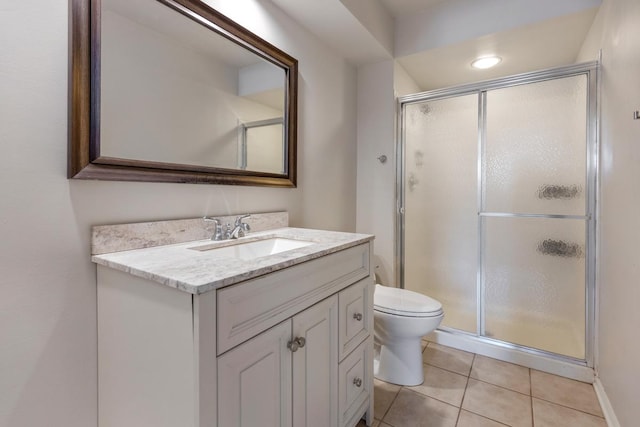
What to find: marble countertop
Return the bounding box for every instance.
[92,227,374,294]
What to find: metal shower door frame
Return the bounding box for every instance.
[395,61,599,367]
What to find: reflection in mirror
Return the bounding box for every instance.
[69,0,297,186]
[240,118,285,174]
[102,0,285,171]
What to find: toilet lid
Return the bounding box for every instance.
[374,284,443,317]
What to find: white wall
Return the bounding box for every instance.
[0,1,357,425]
[578,0,640,425]
[393,62,421,97]
[356,61,395,285]
[355,61,420,287]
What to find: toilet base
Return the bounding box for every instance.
[373,339,424,386]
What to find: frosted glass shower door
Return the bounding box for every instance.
[482,75,588,359]
[403,95,478,333]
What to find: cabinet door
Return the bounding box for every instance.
[218,320,292,427]
[292,295,339,427]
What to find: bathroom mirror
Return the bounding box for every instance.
[69,0,298,186]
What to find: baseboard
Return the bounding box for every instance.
[593,378,621,427]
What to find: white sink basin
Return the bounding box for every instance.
[190,237,314,260]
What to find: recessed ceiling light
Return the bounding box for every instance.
[471,56,502,69]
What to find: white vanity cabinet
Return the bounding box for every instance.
[96,238,374,427]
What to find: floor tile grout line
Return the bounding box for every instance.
[471,355,533,379]
[424,361,472,377]
[421,361,470,378]
[406,381,466,410]
[454,353,474,426]
[463,358,530,427]
[530,368,535,427]
[423,341,471,377]
[460,400,510,427]
[462,356,534,427]
[530,370,605,417]
[378,385,401,424]
[462,404,526,426]
[461,409,512,427]
[400,385,463,408]
[470,376,532,397]
[394,387,462,426]
[424,340,476,377]
[468,366,532,395]
[531,395,606,419]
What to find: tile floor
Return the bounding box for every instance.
[357,341,607,427]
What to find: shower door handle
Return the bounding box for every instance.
[537,239,583,258]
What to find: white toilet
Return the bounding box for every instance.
[373,284,444,386]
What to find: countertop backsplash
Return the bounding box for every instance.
[91,211,289,255]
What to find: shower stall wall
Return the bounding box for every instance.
[397,62,597,368]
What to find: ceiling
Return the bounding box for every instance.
[270,0,601,91]
[397,7,599,90]
[270,0,393,64]
[377,0,447,18]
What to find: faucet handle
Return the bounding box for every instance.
[203,216,220,224]
[234,214,251,226]
[203,217,224,241]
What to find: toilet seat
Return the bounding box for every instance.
[374,284,443,318]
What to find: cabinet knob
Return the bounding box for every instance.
[353,313,363,321]
[353,377,363,388]
[287,337,306,352]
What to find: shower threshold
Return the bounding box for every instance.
[426,327,593,383]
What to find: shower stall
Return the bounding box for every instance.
[397,62,598,373]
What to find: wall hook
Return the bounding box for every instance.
[377,155,387,164]
[634,111,640,120]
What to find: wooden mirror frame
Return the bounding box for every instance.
[69,0,298,186]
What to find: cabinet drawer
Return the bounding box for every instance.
[217,243,370,355]
[338,278,373,360]
[338,339,372,427]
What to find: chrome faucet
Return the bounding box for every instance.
[203,217,224,241]
[228,214,251,239]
